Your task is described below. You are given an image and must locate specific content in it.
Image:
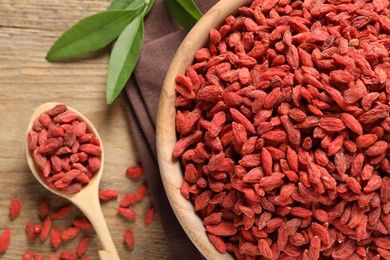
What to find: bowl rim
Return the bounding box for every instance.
[156,0,253,259]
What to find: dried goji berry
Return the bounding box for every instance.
[0,228,11,253]
[61,227,80,241]
[40,216,51,241]
[123,228,135,250]
[52,205,72,219]
[117,208,136,221]
[50,227,62,248]
[144,207,155,227]
[125,165,144,179]
[77,237,89,256]
[72,218,92,229]
[9,197,22,220]
[98,190,119,201]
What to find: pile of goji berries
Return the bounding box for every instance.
[0,164,154,258]
[27,103,102,194]
[173,0,390,258]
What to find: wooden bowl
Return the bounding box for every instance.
[156,0,252,259]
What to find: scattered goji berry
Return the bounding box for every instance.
[9,197,22,220]
[123,228,134,250]
[144,207,155,227]
[0,228,11,253]
[98,190,119,201]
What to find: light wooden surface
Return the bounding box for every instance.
[0,0,169,259]
[156,0,251,259]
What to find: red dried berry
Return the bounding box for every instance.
[98,190,119,201]
[38,198,49,219]
[40,216,52,241]
[144,207,156,227]
[59,252,78,260]
[125,165,144,179]
[61,227,80,240]
[123,228,135,250]
[50,227,62,248]
[49,253,57,260]
[25,223,37,241]
[22,251,34,260]
[9,197,22,220]
[72,218,92,229]
[0,228,11,253]
[77,237,89,256]
[33,253,45,260]
[120,184,148,207]
[117,207,136,221]
[52,205,72,219]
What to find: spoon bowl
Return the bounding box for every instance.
[26,102,119,260]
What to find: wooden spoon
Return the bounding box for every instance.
[26,102,119,260]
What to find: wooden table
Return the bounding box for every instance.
[0,0,170,258]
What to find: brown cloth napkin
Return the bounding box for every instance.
[124,0,218,259]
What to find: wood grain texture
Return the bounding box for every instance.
[0,0,169,259]
[156,0,252,259]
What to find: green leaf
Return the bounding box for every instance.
[46,8,142,61]
[108,0,144,10]
[176,0,202,20]
[109,0,155,16]
[106,16,144,104]
[164,0,199,30]
[144,0,156,15]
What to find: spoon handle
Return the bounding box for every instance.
[75,192,120,260]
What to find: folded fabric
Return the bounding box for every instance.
[124,0,218,259]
